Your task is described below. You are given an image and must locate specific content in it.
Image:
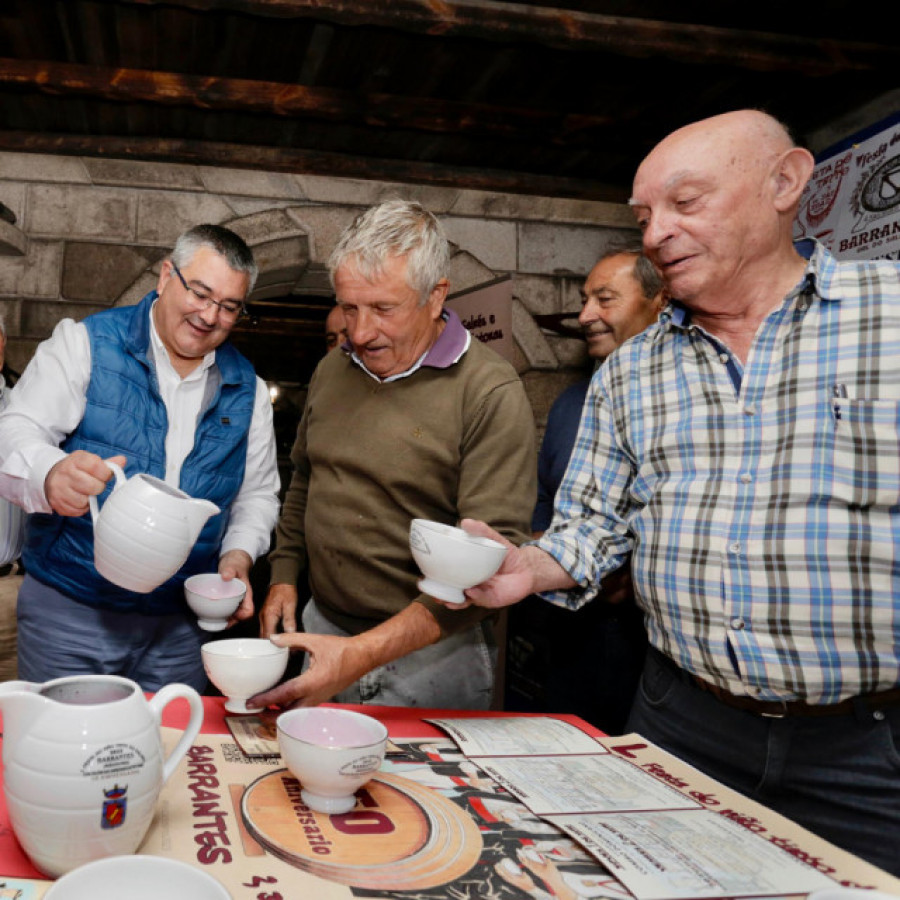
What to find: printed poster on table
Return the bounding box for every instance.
[4,718,900,900]
[427,719,871,900]
[794,112,900,260]
[142,725,635,900]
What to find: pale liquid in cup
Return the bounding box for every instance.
[196,581,243,599]
[282,710,382,746]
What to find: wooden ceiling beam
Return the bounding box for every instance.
[0,130,631,203]
[105,0,899,75]
[0,57,615,144]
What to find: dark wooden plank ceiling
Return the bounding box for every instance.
[1,0,897,396]
[1,0,898,204]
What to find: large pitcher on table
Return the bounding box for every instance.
[0,674,204,878]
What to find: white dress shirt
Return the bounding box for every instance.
[0,373,26,565]
[0,306,280,561]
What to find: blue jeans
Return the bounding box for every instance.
[17,574,208,692]
[627,647,900,876]
[302,600,498,709]
[505,593,646,734]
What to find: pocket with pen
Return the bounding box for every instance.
[829,395,900,508]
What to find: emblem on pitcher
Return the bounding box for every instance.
[101,784,128,829]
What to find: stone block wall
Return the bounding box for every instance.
[0,151,639,434]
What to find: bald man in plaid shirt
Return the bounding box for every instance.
[458,110,900,876]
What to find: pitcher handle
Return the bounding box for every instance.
[148,684,205,783]
[88,459,127,524]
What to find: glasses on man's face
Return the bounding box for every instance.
[169,261,245,322]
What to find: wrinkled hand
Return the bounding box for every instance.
[455,519,536,609]
[247,631,374,711]
[218,548,254,626]
[259,582,300,638]
[45,452,127,517]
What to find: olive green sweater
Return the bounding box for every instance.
[269,328,536,637]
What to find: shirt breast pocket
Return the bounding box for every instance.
[830,397,900,508]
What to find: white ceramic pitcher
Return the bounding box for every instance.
[0,675,204,878]
[89,461,219,593]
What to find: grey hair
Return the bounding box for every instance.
[170,224,258,293]
[600,237,663,300]
[328,199,450,304]
[0,313,5,338]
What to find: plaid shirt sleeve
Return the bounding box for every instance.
[536,364,638,609]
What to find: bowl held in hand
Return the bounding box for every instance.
[185,573,246,631]
[409,518,507,604]
[201,638,288,714]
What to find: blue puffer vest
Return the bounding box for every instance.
[24,291,256,614]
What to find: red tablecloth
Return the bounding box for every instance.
[0,696,600,881]
[162,695,595,738]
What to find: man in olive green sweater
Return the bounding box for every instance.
[253,199,536,710]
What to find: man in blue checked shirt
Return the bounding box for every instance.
[458,109,900,875]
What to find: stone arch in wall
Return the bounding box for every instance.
[110,206,557,371]
[113,208,313,308]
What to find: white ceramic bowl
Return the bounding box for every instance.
[277,707,388,815]
[201,638,288,714]
[409,518,508,603]
[43,855,231,899]
[185,573,247,631]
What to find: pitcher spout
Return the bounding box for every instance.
[185,498,220,541]
[0,682,46,747]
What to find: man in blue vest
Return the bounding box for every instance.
[0,224,280,691]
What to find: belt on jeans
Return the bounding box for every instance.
[0,561,18,578]
[687,671,900,718]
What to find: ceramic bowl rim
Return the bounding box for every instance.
[184,573,248,601]
[43,854,230,898]
[277,707,389,752]
[410,518,505,552]
[200,637,288,660]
